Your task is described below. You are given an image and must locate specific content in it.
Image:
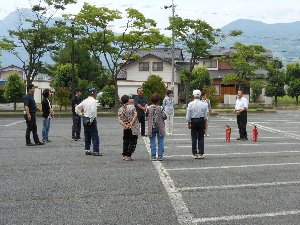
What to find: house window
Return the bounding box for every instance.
[153,62,163,71]
[139,62,149,71]
[203,60,217,68]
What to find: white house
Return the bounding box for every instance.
[117,48,184,103]
[0,64,52,103]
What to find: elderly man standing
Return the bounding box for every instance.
[75,88,102,156]
[186,90,208,159]
[234,90,248,141]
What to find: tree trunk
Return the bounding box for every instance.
[274,96,278,108]
[296,96,299,107]
[14,101,17,111]
[114,76,119,111]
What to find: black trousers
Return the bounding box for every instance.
[191,118,205,155]
[137,113,146,136]
[123,129,138,157]
[24,113,40,144]
[72,114,81,138]
[237,111,247,138]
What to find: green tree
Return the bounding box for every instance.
[250,80,265,102]
[3,72,25,111]
[74,4,169,108]
[0,39,14,66]
[53,87,70,112]
[168,16,241,103]
[142,75,167,104]
[50,63,79,90]
[6,0,76,85]
[265,59,285,107]
[221,43,269,90]
[181,66,211,96]
[286,62,300,106]
[98,85,116,108]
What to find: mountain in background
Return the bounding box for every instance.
[1,9,300,67]
[219,19,300,65]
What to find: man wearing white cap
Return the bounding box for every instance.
[186,89,208,159]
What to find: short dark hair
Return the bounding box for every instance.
[74,88,82,93]
[42,89,50,98]
[121,95,129,104]
[167,90,173,96]
[151,93,160,104]
[27,84,35,92]
[200,91,206,98]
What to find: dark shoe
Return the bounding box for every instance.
[46,140,52,143]
[158,156,163,161]
[72,138,78,141]
[236,137,242,140]
[242,137,248,141]
[76,137,82,140]
[93,152,102,156]
[35,142,45,145]
[85,150,93,155]
[26,143,35,146]
[42,139,46,142]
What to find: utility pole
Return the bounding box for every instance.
[71,19,75,98]
[164,0,175,92]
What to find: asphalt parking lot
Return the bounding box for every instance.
[0,111,300,225]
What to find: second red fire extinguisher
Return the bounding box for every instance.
[252,125,258,142]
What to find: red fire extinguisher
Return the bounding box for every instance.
[226,124,231,142]
[252,125,258,142]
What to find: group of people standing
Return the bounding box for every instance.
[23,83,248,161]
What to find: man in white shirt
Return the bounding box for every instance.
[75,88,102,156]
[234,90,248,141]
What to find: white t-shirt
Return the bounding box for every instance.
[235,97,248,110]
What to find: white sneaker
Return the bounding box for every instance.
[205,134,209,137]
[198,155,205,159]
[194,154,199,159]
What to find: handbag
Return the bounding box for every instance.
[82,116,92,126]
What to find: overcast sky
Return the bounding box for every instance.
[1,0,300,32]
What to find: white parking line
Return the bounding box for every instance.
[166,162,300,171]
[193,210,300,223]
[142,137,193,225]
[178,181,300,192]
[163,150,300,158]
[0,120,24,127]
[173,142,300,148]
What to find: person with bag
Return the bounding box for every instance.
[162,90,174,135]
[146,94,166,161]
[41,89,54,143]
[75,88,102,156]
[186,89,208,159]
[118,95,140,161]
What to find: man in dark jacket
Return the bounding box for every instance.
[23,84,44,146]
[134,87,148,136]
[71,88,82,141]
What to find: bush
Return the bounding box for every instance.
[99,85,115,107]
[142,75,167,104]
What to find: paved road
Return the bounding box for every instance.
[0,111,300,225]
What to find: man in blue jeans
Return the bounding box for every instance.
[75,88,102,156]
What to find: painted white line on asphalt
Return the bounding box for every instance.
[0,120,24,127]
[178,181,300,192]
[166,162,300,171]
[168,136,288,142]
[163,150,300,158]
[219,115,300,139]
[142,137,193,225]
[193,210,300,223]
[175,142,300,148]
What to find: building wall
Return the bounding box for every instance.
[119,55,180,103]
[218,61,232,70]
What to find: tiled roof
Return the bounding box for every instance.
[134,48,184,61]
[117,69,127,79]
